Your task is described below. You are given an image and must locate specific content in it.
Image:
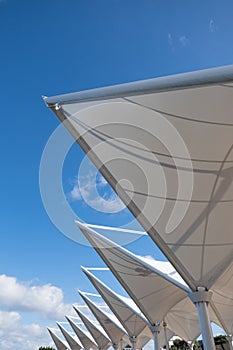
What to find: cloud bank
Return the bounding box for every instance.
[68,170,125,213]
[0,274,76,319]
[0,310,52,350]
[0,274,78,350]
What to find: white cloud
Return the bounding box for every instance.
[179,35,189,47]
[167,33,174,51]
[88,193,125,212]
[0,310,52,350]
[209,19,218,32]
[0,275,83,350]
[70,183,82,200]
[96,173,108,187]
[68,171,125,214]
[0,311,21,333]
[168,33,189,50]
[0,274,76,319]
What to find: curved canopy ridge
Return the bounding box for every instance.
[165,298,201,342]
[79,291,128,346]
[210,260,233,334]
[45,65,233,290]
[48,328,70,350]
[66,316,98,350]
[80,270,186,348]
[57,323,82,350]
[78,223,222,339]
[141,325,175,349]
[78,223,187,321]
[74,306,111,350]
[81,266,151,348]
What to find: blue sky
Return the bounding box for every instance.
[0,0,233,349]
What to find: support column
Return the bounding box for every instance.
[120,338,123,350]
[150,323,161,350]
[227,335,233,350]
[162,321,169,350]
[189,287,215,350]
[112,342,119,350]
[129,336,137,350]
[188,340,194,350]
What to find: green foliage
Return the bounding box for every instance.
[170,338,190,350]
[214,335,227,344]
[198,335,228,348]
[192,340,199,349]
[169,335,229,350]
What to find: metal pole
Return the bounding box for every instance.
[153,330,159,350]
[130,336,137,350]
[227,335,233,350]
[189,288,215,350]
[120,338,123,350]
[150,324,161,350]
[112,342,119,350]
[163,320,169,350]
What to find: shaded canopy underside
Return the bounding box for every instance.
[80,224,218,341]
[48,328,69,350]
[57,323,82,350]
[81,266,151,348]
[79,292,128,345]
[45,65,233,291]
[74,306,110,350]
[78,222,188,323]
[66,316,98,350]
[210,260,233,333]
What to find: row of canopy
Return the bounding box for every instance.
[47,239,172,350]
[48,222,232,350]
[44,65,233,350]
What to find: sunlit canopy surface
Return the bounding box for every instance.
[48,328,69,350]
[66,316,98,350]
[78,221,189,321]
[74,306,111,350]
[57,323,82,350]
[45,65,233,291]
[81,266,151,349]
[79,224,212,341]
[82,267,175,348]
[79,291,128,346]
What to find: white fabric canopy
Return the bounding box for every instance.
[48,328,69,350]
[66,316,98,350]
[79,224,207,341]
[79,291,128,346]
[210,260,233,334]
[81,266,151,349]
[74,306,111,350]
[82,267,175,348]
[45,65,233,291]
[57,323,82,350]
[78,221,188,324]
[79,222,233,336]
